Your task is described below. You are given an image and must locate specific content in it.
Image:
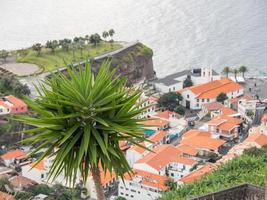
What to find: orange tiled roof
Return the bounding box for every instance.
[142,118,169,127]
[1,150,26,160]
[119,141,130,151]
[149,131,168,143]
[9,176,37,188]
[129,142,146,154]
[181,136,225,151]
[176,144,198,156]
[182,129,211,139]
[230,97,239,103]
[179,164,214,183]
[245,132,267,146]
[262,114,267,122]
[0,191,13,200]
[30,160,45,171]
[179,78,242,99]
[154,110,179,120]
[5,95,27,107]
[124,169,169,191]
[136,145,197,170]
[208,115,242,132]
[202,102,224,111]
[220,107,237,116]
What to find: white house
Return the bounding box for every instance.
[118,169,169,200]
[126,142,147,167]
[153,67,221,93]
[22,160,47,184]
[179,78,244,110]
[137,94,158,119]
[133,144,197,180]
[0,150,27,167]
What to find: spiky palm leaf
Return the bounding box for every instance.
[14,60,147,188]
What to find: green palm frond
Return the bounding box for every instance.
[14,60,147,186]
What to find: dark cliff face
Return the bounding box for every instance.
[91,42,155,85]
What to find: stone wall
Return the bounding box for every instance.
[191,184,265,200]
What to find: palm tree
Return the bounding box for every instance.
[102,31,109,41]
[222,66,231,78]
[14,61,147,200]
[239,65,248,78]
[108,29,115,48]
[233,68,239,82]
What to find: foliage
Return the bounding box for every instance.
[222,66,231,77]
[46,40,59,54]
[174,106,185,115]
[29,184,54,195]
[0,50,9,62]
[0,74,30,97]
[161,146,267,200]
[90,33,101,46]
[158,92,183,111]
[116,197,127,200]
[32,43,42,56]
[14,191,34,200]
[216,92,228,103]
[14,61,146,198]
[17,42,121,72]
[233,68,239,81]
[239,65,248,78]
[102,31,109,40]
[0,176,9,192]
[183,76,193,88]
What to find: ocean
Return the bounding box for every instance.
[1,0,267,77]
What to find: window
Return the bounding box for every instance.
[202,99,205,102]
[120,192,124,195]
[126,194,129,196]
[207,99,210,102]
[197,99,199,102]
[187,94,190,99]
[130,189,136,193]
[120,186,124,189]
[130,195,134,198]
[171,173,174,177]
[41,174,44,179]
[138,191,140,194]
[173,86,175,91]
[126,188,129,190]
[196,103,199,107]
[0,109,2,112]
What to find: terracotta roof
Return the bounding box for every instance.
[179,164,214,183]
[245,132,267,146]
[129,142,146,154]
[179,78,242,99]
[30,160,45,171]
[182,129,211,139]
[136,145,197,170]
[208,115,242,132]
[0,192,13,200]
[220,107,237,116]
[202,102,224,111]
[0,100,10,109]
[181,136,225,151]
[142,118,169,127]
[149,131,168,143]
[176,144,198,156]
[124,169,169,191]
[230,97,239,103]
[9,176,37,188]
[1,150,26,160]
[119,141,130,151]
[154,110,179,120]
[5,95,27,107]
[262,114,267,122]
[100,171,117,186]
[148,96,159,103]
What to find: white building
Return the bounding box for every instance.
[179,78,244,110]
[118,169,169,200]
[0,150,27,167]
[153,67,220,93]
[137,94,158,119]
[133,144,197,180]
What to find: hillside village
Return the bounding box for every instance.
[0,67,267,200]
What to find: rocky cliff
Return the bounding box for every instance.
[90,42,155,85]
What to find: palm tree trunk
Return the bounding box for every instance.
[91,166,105,200]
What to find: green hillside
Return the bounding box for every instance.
[161,146,267,200]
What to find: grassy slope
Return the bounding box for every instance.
[161,147,267,200]
[16,42,121,72]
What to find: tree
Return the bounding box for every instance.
[183,76,193,88]
[32,43,42,56]
[102,31,109,41]
[90,33,101,46]
[158,92,183,111]
[46,40,58,54]
[15,61,146,200]
[29,184,53,195]
[239,65,248,78]
[108,29,115,47]
[77,39,85,58]
[116,197,127,200]
[216,92,228,103]
[0,176,9,192]
[59,39,72,52]
[14,191,34,200]
[233,68,239,82]
[174,105,185,115]
[0,50,9,62]
[222,66,231,78]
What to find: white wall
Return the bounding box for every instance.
[126,150,143,167]
[22,165,46,184]
[133,163,159,175]
[118,179,162,200]
[154,82,183,94]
